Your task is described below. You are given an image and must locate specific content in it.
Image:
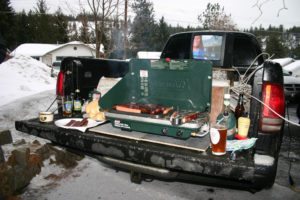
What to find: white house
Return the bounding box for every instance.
[11,41,103,66]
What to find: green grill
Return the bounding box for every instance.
[101,59,212,139]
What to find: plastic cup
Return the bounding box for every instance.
[210,123,227,155]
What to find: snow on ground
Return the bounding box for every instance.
[0,55,56,107]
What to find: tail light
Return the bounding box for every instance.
[259,82,285,133]
[56,71,64,96]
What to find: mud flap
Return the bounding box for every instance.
[130,170,142,184]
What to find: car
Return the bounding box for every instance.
[273,59,300,103]
[51,61,61,77]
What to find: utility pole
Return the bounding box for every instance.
[123,0,128,59]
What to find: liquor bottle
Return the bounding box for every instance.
[73,89,82,117]
[216,94,236,140]
[235,93,245,127]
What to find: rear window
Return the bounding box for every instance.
[161,34,191,59]
[192,35,223,60]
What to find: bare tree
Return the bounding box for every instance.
[252,0,288,25]
[198,3,237,31]
[85,0,120,57]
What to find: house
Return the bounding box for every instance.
[11,41,103,66]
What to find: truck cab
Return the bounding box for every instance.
[15,31,285,191]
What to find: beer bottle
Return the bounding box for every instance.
[235,93,245,127]
[216,94,236,139]
[73,89,82,117]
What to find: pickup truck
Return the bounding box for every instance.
[15,31,285,191]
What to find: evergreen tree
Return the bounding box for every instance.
[152,17,170,51]
[15,10,31,44]
[291,45,300,59]
[69,21,79,41]
[78,11,90,43]
[0,0,16,49]
[130,0,156,53]
[265,35,287,58]
[34,0,53,43]
[53,8,69,43]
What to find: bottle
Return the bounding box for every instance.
[237,112,250,139]
[216,94,236,140]
[73,89,82,117]
[235,93,245,127]
[63,95,73,117]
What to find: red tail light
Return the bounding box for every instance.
[259,82,285,133]
[56,71,64,96]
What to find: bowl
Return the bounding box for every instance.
[39,111,54,123]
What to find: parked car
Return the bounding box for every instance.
[51,61,61,77]
[273,59,300,103]
[282,70,300,103]
[284,60,300,77]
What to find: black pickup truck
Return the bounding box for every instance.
[15,31,286,191]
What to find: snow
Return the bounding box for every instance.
[0,55,56,107]
[137,51,161,59]
[254,154,275,166]
[10,44,59,57]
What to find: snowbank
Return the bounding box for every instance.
[0,55,56,107]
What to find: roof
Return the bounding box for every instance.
[11,43,59,57]
[10,41,102,57]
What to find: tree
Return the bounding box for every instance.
[152,17,170,51]
[53,8,69,43]
[86,0,120,58]
[0,0,16,49]
[198,3,237,31]
[78,10,91,43]
[15,10,31,44]
[33,0,54,42]
[130,0,156,53]
[265,35,287,58]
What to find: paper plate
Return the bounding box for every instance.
[54,118,105,132]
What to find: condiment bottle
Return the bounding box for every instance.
[216,94,236,140]
[237,112,250,139]
[235,93,245,127]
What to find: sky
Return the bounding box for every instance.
[10,0,300,29]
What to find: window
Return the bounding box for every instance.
[192,35,223,60]
[233,36,262,67]
[161,34,191,59]
[56,56,65,61]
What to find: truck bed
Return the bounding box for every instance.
[15,117,264,190]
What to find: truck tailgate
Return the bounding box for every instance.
[15,118,255,182]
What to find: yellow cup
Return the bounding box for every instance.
[238,117,250,138]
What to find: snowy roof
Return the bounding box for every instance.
[11,43,59,57]
[10,41,102,57]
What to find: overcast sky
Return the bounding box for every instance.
[10,0,300,29]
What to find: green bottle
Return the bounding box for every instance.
[216,94,236,140]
